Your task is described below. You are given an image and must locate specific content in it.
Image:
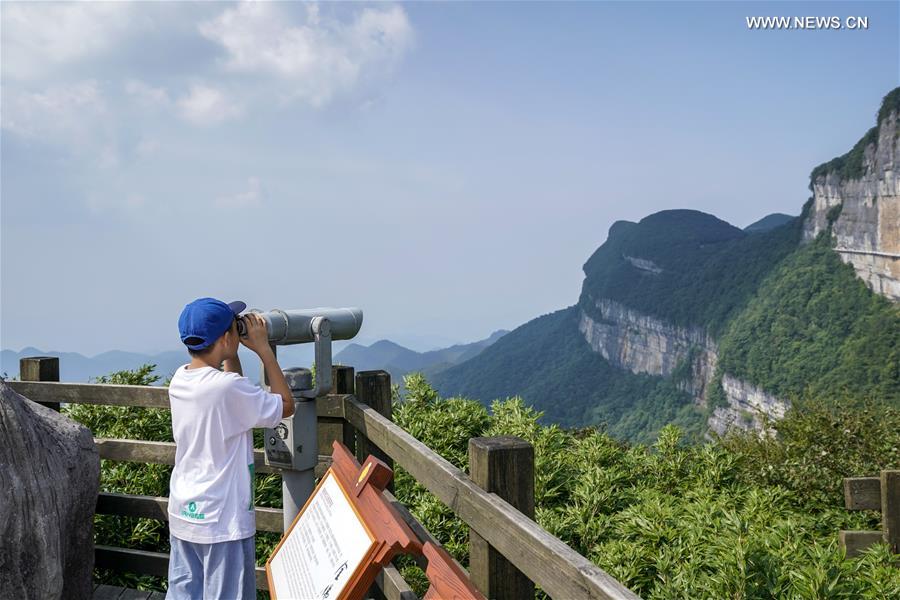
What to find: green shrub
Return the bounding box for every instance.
[390,376,899,599]
[716,236,900,407]
[68,365,900,598]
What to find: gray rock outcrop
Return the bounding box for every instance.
[708,375,790,436]
[803,109,900,301]
[0,382,99,600]
[578,300,787,435]
[578,299,718,401]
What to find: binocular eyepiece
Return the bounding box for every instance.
[235,316,249,338]
[236,307,363,346]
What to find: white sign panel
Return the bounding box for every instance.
[268,472,375,600]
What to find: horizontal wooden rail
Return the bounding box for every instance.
[378,566,418,600]
[96,492,284,533]
[95,546,170,578]
[94,438,331,476]
[95,545,269,590]
[7,381,345,418]
[93,544,412,597]
[93,438,332,478]
[342,396,640,600]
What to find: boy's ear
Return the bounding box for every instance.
[214,328,232,351]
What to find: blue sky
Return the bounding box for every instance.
[2,1,898,356]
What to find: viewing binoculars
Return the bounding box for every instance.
[236,307,363,346]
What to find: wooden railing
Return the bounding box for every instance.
[839,471,900,557]
[10,357,640,600]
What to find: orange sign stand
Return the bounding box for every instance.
[422,542,486,600]
[267,441,485,600]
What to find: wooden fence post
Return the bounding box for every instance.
[468,436,535,600]
[840,469,900,557]
[355,371,393,490]
[882,470,899,553]
[315,366,356,458]
[20,356,60,411]
[353,373,392,600]
[333,365,356,452]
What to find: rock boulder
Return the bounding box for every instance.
[0,381,99,599]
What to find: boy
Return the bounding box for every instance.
[166,297,294,599]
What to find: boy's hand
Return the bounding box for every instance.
[239,313,272,355]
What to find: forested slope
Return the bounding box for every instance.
[435,87,900,441]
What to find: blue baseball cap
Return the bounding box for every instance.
[178,298,246,350]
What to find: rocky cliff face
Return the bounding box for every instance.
[578,299,717,400]
[803,109,900,301]
[578,299,787,434]
[707,375,790,436]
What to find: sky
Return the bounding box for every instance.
[2,1,898,356]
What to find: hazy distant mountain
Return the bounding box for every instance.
[334,330,508,381]
[1,330,507,386]
[744,213,795,233]
[1,347,188,384]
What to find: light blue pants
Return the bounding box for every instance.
[166,534,256,600]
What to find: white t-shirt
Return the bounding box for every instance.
[167,364,284,544]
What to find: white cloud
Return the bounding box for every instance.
[215,177,266,208]
[0,80,165,170]
[2,80,107,141]
[1,3,136,81]
[177,84,242,125]
[198,2,413,107]
[125,80,171,108]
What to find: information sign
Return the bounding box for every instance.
[266,471,377,600]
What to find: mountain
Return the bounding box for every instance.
[1,347,187,384]
[744,213,795,233]
[334,330,507,381]
[1,330,507,388]
[435,87,900,442]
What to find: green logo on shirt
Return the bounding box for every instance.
[182,501,205,520]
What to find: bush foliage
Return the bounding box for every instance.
[394,375,900,599]
[69,365,899,598]
[717,236,900,406]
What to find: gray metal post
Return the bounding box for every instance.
[251,306,364,531]
[281,398,317,530]
[279,369,319,532]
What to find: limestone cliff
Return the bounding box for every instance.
[578,299,717,401]
[803,104,900,301]
[578,299,787,434]
[707,375,790,436]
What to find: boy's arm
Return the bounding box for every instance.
[240,313,295,419]
[258,347,294,419]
